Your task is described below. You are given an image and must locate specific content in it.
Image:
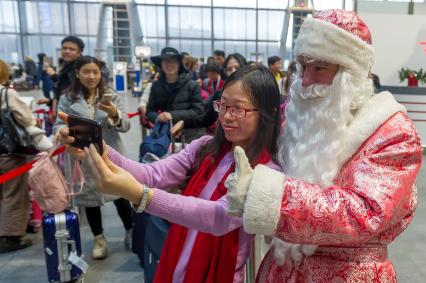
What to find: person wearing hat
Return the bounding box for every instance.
[147,47,205,142]
[225,9,422,282]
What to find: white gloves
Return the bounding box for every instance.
[272,237,318,266]
[225,146,253,216]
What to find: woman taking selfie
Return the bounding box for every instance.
[53,55,132,260]
[58,64,281,282]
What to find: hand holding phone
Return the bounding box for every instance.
[98,93,118,119]
[68,114,104,154]
[100,92,113,104]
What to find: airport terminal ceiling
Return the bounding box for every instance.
[0,0,425,67]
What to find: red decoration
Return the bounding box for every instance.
[408,73,419,87]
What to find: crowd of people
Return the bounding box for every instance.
[0,9,421,283]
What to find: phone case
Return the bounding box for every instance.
[68,114,103,154]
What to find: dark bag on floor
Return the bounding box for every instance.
[143,215,170,283]
[131,211,150,264]
[42,210,86,283]
[0,87,33,155]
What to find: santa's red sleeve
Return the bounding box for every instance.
[242,111,422,246]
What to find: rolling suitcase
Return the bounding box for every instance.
[143,215,170,283]
[42,210,86,283]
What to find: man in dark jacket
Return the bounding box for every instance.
[147,47,205,142]
[45,36,84,119]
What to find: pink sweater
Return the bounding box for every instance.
[109,136,280,283]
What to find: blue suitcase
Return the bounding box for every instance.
[42,210,84,282]
[143,215,170,283]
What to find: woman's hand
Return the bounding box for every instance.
[57,112,86,159]
[85,144,149,205]
[157,111,172,122]
[170,120,184,139]
[98,101,118,120]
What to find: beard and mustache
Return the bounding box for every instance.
[279,69,373,187]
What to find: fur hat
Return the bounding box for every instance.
[294,9,374,79]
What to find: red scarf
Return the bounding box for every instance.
[154,146,271,283]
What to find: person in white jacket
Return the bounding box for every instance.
[0,59,52,253]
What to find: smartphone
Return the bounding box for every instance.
[100,92,112,104]
[68,113,103,154]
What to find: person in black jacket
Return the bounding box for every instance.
[170,53,248,138]
[45,36,84,119]
[147,47,205,142]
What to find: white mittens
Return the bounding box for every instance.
[225,146,253,216]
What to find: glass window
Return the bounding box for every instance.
[257,41,282,63]
[138,5,166,37]
[213,0,257,8]
[258,10,285,41]
[25,2,41,33]
[168,7,211,38]
[145,38,166,57]
[87,4,101,35]
[26,35,42,63]
[214,8,256,40]
[169,39,211,58]
[73,3,89,34]
[40,35,65,65]
[313,0,344,10]
[168,0,211,6]
[214,40,256,60]
[0,1,19,33]
[27,2,69,34]
[258,0,289,9]
[72,3,100,35]
[0,34,21,63]
[135,0,165,4]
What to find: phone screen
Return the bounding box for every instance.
[68,114,103,154]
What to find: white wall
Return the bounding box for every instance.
[359,13,426,86]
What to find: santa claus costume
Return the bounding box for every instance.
[231,10,422,283]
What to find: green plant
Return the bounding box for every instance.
[399,67,426,83]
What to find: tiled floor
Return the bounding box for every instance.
[0,89,425,282]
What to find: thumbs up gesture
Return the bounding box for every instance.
[225,146,253,216]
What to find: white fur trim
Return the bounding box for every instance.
[243,164,285,235]
[294,18,374,79]
[340,91,406,165]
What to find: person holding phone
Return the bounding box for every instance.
[53,56,132,260]
[57,65,282,282]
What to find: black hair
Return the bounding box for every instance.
[213,50,225,58]
[37,53,46,63]
[61,36,85,52]
[371,73,381,93]
[268,56,281,67]
[284,60,298,93]
[198,64,281,165]
[205,61,222,74]
[181,52,190,57]
[223,53,248,79]
[67,56,106,101]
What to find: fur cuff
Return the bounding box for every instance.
[243,164,285,235]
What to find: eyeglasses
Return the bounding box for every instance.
[213,100,257,118]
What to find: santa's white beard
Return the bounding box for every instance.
[279,70,373,187]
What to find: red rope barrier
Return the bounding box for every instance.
[1,111,141,184]
[0,146,65,185]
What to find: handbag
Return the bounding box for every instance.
[28,145,85,214]
[0,87,33,154]
[139,121,171,161]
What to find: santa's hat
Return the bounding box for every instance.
[294,9,374,79]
